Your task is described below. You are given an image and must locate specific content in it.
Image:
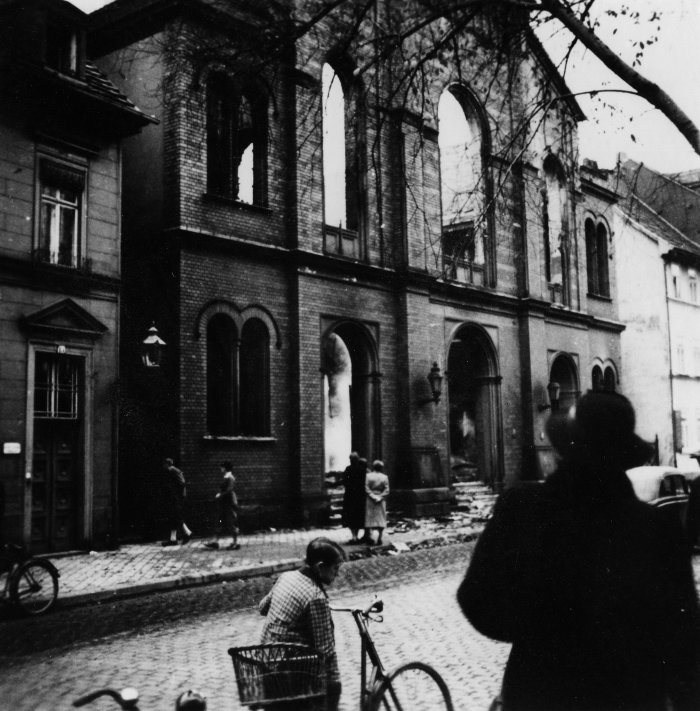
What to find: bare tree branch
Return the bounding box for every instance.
[540,0,700,155]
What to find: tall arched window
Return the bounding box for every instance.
[592,364,603,391]
[322,63,347,229]
[207,314,237,436]
[586,218,610,297]
[439,88,486,284]
[207,314,270,436]
[543,156,568,290]
[603,366,616,392]
[239,318,270,436]
[322,61,363,258]
[206,73,267,205]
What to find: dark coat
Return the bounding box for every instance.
[458,463,700,711]
[342,461,366,529]
[163,464,186,526]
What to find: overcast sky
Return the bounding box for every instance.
[69,0,700,175]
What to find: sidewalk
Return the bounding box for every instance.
[50,511,490,608]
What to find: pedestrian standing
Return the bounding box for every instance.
[259,537,346,710]
[161,457,192,546]
[458,391,700,711]
[364,460,389,546]
[205,461,240,550]
[341,452,367,544]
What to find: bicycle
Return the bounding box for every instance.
[0,543,59,615]
[332,598,454,711]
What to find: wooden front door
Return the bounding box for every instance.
[31,353,83,553]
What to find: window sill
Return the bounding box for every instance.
[202,435,276,443]
[587,292,612,302]
[202,193,271,214]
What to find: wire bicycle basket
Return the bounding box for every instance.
[228,643,327,708]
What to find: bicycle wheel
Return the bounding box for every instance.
[10,559,59,615]
[368,661,454,711]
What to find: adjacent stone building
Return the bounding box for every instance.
[614,158,700,469]
[89,0,625,537]
[0,0,154,551]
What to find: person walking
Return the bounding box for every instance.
[341,452,367,544]
[458,390,700,711]
[161,457,192,546]
[205,461,240,550]
[258,537,346,710]
[364,460,389,546]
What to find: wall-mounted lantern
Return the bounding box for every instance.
[141,323,166,368]
[538,380,561,412]
[419,362,443,406]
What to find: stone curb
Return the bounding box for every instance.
[56,528,483,610]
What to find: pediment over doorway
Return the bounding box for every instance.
[21,298,108,341]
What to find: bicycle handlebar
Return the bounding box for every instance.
[73,688,139,709]
[331,599,384,616]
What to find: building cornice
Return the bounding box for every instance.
[170,227,623,331]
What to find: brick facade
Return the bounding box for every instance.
[90,0,625,536]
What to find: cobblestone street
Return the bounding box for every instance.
[0,543,508,711]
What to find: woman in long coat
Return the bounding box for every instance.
[458,391,700,711]
[365,460,389,546]
[341,453,367,544]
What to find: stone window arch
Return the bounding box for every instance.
[201,302,276,437]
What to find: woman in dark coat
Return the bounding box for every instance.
[458,391,700,711]
[341,453,367,544]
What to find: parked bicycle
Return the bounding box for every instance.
[332,598,454,710]
[0,543,59,615]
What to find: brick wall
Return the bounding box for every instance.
[93,1,627,534]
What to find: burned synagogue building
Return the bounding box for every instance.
[87,0,623,539]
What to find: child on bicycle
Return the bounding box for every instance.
[258,537,346,710]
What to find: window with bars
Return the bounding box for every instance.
[442,222,484,283]
[34,353,80,419]
[37,160,84,268]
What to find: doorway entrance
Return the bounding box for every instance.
[550,352,579,412]
[31,352,83,553]
[322,323,379,473]
[447,325,502,488]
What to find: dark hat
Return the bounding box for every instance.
[546,390,654,469]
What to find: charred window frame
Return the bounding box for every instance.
[321,61,366,260]
[542,155,570,303]
[206,74,268,206]
[438,86,490,286]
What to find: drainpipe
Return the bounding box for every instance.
[662,257,677,466]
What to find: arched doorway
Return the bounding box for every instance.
[447,325,503,489]
[322,323,379,473]
[550,353,579,411]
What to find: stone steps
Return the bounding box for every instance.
[452,481,498,521]
[325,476,499,527]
